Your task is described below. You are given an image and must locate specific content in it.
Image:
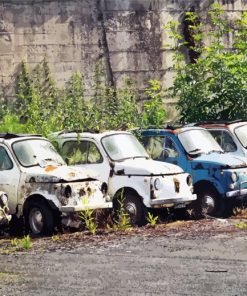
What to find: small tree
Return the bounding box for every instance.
[142,80,166,128]
[165,4,247,122]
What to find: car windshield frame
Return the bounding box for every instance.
[12,138,65,168]
[234,124,247,148]
[178,128,223,155]
[101,133,149,161]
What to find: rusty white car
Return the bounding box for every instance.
[0,133,112,235]
[53,131,196,226]
[0,191,11,225]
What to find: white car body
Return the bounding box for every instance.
[54,131,196,212]
[0,134,112,234]
[200,121,247,158]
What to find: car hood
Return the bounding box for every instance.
[192,153,247,170]
[24,165,98,183]
[114,158,184,176]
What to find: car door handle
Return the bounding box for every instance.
[172,161,178,165]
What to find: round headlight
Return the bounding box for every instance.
[231,172,238,182]
[101,183,108,195]
[186,175,193,186]
[0,193,8,206]
[64,185,72,198]
[154,178,161,190]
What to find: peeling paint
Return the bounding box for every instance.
[0,136,112,223]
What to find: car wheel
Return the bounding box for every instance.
[197,188,226,217]
[123,194,147,226]
[27,201,54,235]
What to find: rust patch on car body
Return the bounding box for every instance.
[45,165,58,172]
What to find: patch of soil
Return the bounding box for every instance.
[1,218,246,254]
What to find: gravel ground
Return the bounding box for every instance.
[0,218,247,296]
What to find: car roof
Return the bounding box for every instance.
[195,120,247,130]
[0,133,46,145]
[141,126,206,134]
[53,130,132,141]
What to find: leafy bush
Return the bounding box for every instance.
[165,4,247,122]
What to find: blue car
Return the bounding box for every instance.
[139,127,247,217]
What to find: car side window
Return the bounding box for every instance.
[62,141,87,165]
[87,142,103,164]
[163,137,179,158]
[210,130,237,152]
[142,136,164,160]
[0,146,13,170]
[62,141,103,164]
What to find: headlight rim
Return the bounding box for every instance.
[186,175,193,186]
[154,178,161,190]
[231,172,238,183]
[0,193,8,206]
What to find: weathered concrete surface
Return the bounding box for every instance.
[0,0,247,117]
[0,231,247,295]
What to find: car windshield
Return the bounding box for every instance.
[101,133,148,161]
[13,139,65,167]
[234,124,247,148]
[178,129,223,155]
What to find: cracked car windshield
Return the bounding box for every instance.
[102,134,148,161]
[178,129,223,154]
[13,139,65,167]
[235,124,247,148]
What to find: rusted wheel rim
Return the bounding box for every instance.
[202,195,216,215]
[125,201,137,220]
[29,208,44,234]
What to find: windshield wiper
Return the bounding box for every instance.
[132,156,149,160]
[188,148,203,154]
[38,158,63,167]
[208,150,224,154]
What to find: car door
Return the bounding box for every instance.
[0,145,20,214]
[61,139,110,183]
[208,129,239,155]
[141,134,187,171]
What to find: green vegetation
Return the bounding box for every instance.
[1,4,247,133]
[234,222,247,230]
[0,57,166,136]
[111,193,132,231]
[20,235,33,250]
[165,3,247,122]
[146,212,159,227]
[79,198,98,235]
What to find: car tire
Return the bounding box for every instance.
[27,201,54,235]
[124,194,148,226]
[195,187,226,218]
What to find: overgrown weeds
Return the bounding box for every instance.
[0,58,166,136]
[146,212,159,227]
[234,221,247,230]
[232,207,247,219]
[79,198,98,235]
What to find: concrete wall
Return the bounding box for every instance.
[0,0,247,118]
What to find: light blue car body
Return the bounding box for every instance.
[140,128,247,202]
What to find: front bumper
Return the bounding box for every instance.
[226,189,247,198]
[150,194,197,208]
[226,180,247,198]
[60,201,113,212]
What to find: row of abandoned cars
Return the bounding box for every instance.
[1,120,247,235]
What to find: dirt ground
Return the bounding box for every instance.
[0,217,247,296]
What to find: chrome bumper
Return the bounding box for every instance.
[226,188,247,198]
[60,202,113,212]
[226,181,247,198]
[150,194,197,208]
